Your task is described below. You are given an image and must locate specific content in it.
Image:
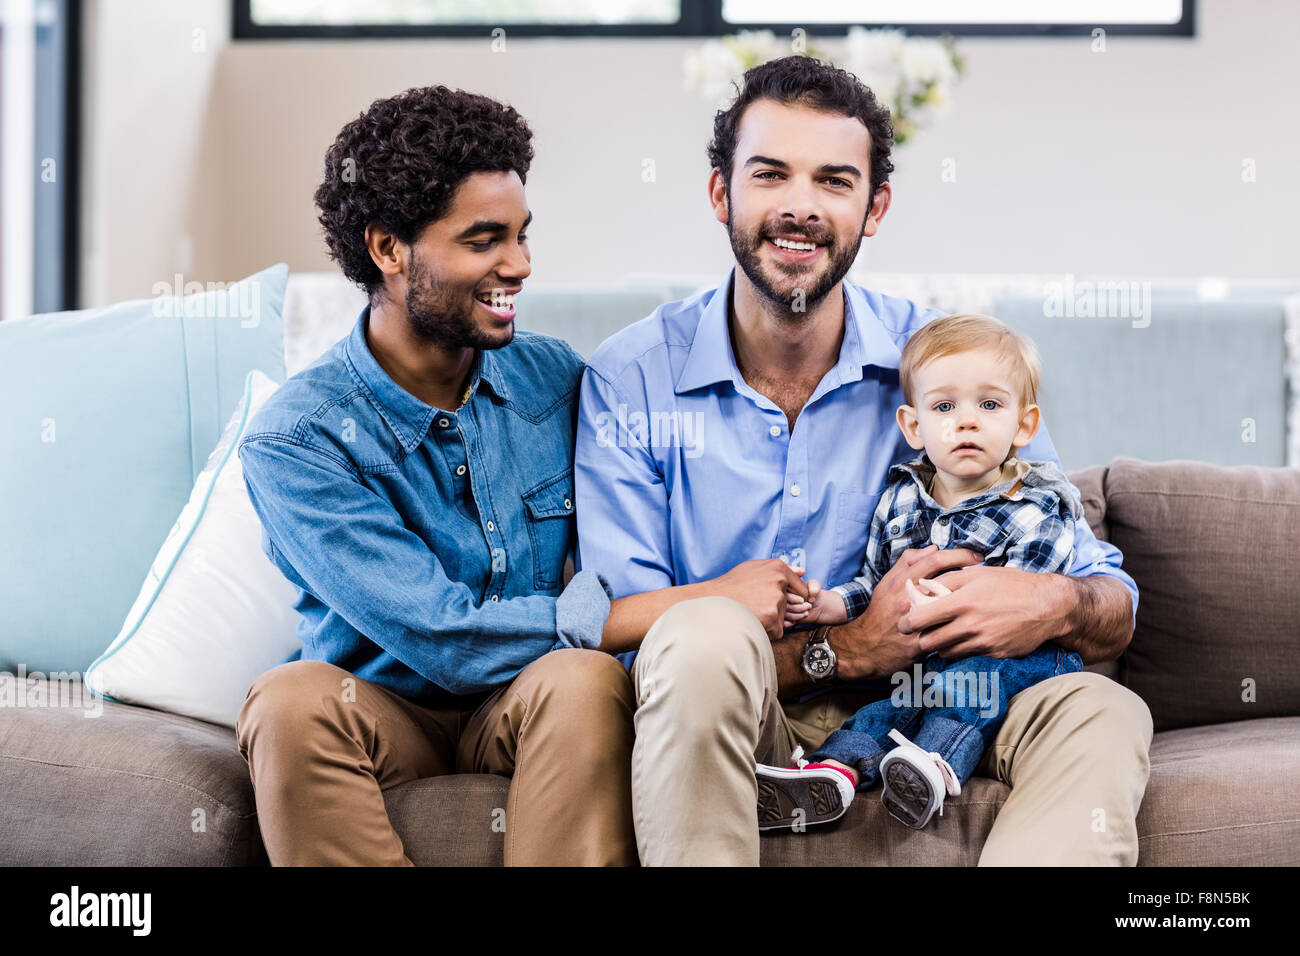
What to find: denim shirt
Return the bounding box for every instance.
[237,306,614,702]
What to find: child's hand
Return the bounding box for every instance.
[905,576,953,611]
[782,580,817,632]
[782,581,848,633]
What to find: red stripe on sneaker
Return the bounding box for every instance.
[805,762,856,789]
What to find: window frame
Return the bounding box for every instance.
[232,0,1195,40]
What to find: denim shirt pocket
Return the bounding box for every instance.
[521,466,575,590]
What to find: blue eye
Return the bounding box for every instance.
[934,401,954,413]
[981,400,1001,410]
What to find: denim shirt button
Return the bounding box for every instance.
[486,520,495,532]
[564,498,572,510]
[437,417,450,428]
[490,594,499,602]
[455,464,467,476]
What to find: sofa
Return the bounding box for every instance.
[2,454,1297,865]
[2,270,1297,865]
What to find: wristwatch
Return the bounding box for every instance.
[801,625,837,682]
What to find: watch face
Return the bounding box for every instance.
[805,643,834,679]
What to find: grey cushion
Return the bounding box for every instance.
[0,686,265,865]
[1136,717,1300,866]
[760,776,1007,866]
[3,680,1298,865]
[1066,464,1112,543]
[1106,457,1300,731]
[386,775,507,866]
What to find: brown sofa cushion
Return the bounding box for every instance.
[0,682,265,865]
[1137,716,1300,866]
[1065,464,1111,543]
[1105,457,1300,731]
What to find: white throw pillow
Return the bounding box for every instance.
[85,370,302,726]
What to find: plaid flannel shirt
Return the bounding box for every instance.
[829,453,1084,622]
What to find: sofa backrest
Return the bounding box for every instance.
[1093,456,1300,731]
[994,293,1292,471]
[0,265,289,674]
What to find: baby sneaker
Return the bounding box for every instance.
[756,747,857,831]
[878,728,963,830]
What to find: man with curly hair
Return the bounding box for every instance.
[233,86,636,866]
[575,56,1153,866]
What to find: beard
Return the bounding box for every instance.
[403,248,512,350]
[728,211,865,315]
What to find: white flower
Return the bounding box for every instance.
[900,37,958,88]
[845,25,906,76]
[856,70,900,112]
[922,82,952,116]
[726,29,780,67]
[683,25,961,144]
[844,26,909,110]
[683,40,746,102]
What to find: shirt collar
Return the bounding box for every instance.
[675,268,905,395]
[343,305,512,453]
[889,453,1037,510]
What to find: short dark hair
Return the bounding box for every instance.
[706,56,894,202]
[314,85,534,296]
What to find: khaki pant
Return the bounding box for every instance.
[235,649,637,866]
[631,596,1154,866]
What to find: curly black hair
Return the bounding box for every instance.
[706,56,894,204]
[314,85,534,296]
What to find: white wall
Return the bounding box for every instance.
[78,0,230,308]
[79,0,1299,306]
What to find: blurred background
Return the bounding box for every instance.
[2,0,1297,469]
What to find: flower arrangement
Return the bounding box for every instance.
[683,26,964,146]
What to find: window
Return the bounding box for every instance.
[236,0,699,37]
[234,1,1194,39]
[1,0,80,319]
[722,0,1193,35]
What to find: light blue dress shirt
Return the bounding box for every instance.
[574,270,1138,667]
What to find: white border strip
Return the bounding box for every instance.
[2,0,36,322]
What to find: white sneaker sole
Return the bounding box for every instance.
[755,764,854,831]
[879,749,945,829]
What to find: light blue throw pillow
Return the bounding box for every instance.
[0,263,289,673]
